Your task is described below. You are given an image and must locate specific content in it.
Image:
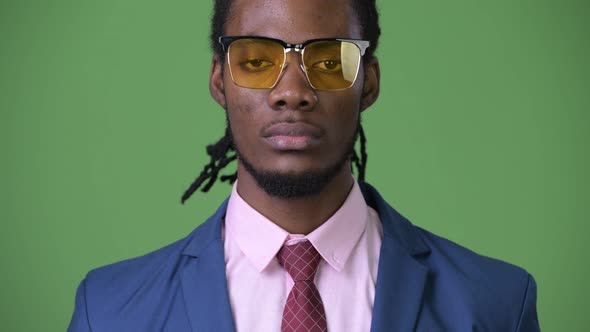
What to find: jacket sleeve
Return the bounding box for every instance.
[67,278,92,332]
[515,274,541,332]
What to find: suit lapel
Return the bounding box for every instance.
[180,200,236,332]
[360,183,431,332]
[369,235,429,331]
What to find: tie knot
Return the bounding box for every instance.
[277,240,321,282]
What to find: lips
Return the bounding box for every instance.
[262,122,323,151]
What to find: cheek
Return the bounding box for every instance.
[322,93,362,136]
[223,69,261,120]
[225,89,265,144]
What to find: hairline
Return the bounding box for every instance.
[211,0,378,63]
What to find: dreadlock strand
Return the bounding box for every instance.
[220,171,237,184]
[358,124,367,181]
[201,151,236,192]
[351,150,361,175]
[181,161,217,203]
[180,130,236,204]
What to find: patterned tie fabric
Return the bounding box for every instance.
[277,240,328,332]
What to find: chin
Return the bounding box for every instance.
[238,152,348,199]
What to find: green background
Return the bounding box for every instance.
[1,0,588,330]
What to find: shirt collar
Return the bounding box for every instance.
[306,180,368,271]
[225,183,288,272]
[224,179,369,272]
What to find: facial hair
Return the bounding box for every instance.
[227,115,360,199]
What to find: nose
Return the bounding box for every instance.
[268,53,318,111]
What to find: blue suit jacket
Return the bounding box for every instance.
[68,183,540,331]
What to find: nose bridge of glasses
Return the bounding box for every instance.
[280,47,308,80]
[283,46,304,66]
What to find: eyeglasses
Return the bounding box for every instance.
[218,36,370,90]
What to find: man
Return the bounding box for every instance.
[68,0,540,331]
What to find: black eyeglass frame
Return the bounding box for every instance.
[218,35,371,90]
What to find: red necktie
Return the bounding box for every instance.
[277,240,328,332]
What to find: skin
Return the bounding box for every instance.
[210,0,380,234]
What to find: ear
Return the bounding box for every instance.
[360,57,380,112]
[209,54,227,109]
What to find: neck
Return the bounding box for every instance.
[235,163,354,235]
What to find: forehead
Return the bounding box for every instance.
[225,0,361,43]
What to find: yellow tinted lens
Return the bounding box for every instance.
[303,41,361,90]
[227,39,284,88]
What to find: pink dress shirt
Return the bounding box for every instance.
[223,179,383,331]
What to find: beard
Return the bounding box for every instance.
[227,115,360,199]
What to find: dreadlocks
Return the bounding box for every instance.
[180,126,237,204]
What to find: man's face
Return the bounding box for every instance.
[211,0,378,197]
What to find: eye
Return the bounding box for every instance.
[312,60,342,72]
[240,58,275,71]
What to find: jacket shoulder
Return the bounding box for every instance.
[85,233,190,291]
[360,182,538,330]
[78,213,221,331]
[417,225,531,284]
[82,233,191,322]
[362,181,533,297]
[415,226,538,330]
[83,200,227,304]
